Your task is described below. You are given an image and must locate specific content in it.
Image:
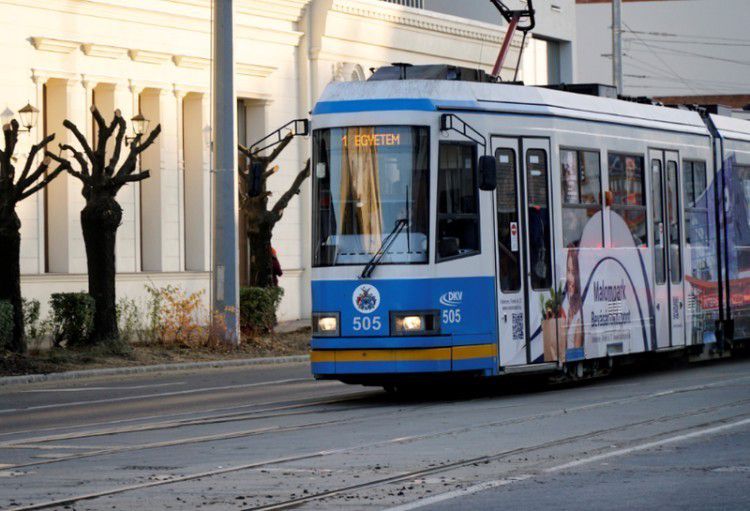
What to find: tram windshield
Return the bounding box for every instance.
[312,126,430,267]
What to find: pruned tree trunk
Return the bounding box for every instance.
[81,194,122,342]
[238,133,310,288]
[248,217,273,288]
[48,106,161,344]
[0,214,23,352]
[0,120,65,353]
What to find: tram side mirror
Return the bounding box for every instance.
[249,161,264,198]
[478,155,497,191]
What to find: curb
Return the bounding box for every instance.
[0,354,311,387]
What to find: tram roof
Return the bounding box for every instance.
[315,80,713,135]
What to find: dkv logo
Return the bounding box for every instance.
[352,284,380,314]
[439,290,463,308]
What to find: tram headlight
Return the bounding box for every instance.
[391,311,440,336]
[313,313,340,337]
[401,316,423,331]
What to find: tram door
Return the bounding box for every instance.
[650,149,686,349]
[493,137,557,366]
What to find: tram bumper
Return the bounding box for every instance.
[310,342,497,377]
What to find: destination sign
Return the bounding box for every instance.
[341,133,401,147]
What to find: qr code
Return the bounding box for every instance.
[512,313,524,340]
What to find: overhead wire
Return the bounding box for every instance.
[621,22,700,95]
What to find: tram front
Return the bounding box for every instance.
[309,85,499,386]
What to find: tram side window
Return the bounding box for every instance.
[608,153,648,247]
[496,148,520,292]
[437,143,480,260]
[560,149,603,248]
[527,149,552,290]
[683,160,709,247]
[667,161,683,284]
[652,159,666,285]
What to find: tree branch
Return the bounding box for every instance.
[270,159,310,223]
[18,158,66,200]
[114,170,150,186]
[59,143,90,178]
[62,119,95,164]
[106,113,126,175]
[17,157,49,193]
[46,151,88,184]
[115,124,161,180]
[17,133,55,186]
[258,132,294,166]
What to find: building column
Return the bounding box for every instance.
[174,87,186,272]
[129,81,144,272]
[45,77,88,274]
[31,73,49,275]
[139,87,180,272]
[184,91,211,272]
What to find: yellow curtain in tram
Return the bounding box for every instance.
[339,127,383,252]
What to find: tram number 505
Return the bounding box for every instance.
[442,309,462,324]
[353,316,382,331]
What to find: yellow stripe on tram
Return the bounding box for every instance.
[311,345,497,363]
[452,344,497,360]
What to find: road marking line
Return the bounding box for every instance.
[19,382,185,392]
[0,378,316,414]
[385,476,533,511]
[384,417,750,511]
[545,416,750,473]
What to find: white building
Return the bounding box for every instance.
[576,0,750,108]
[2,0,575,323]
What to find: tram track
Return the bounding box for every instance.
[246,411,750,511]
[6,375,750,511]
[5,372,747,472]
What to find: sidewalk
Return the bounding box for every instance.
[1,319,313,387]
[0,353,311,387]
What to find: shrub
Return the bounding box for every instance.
[0,300,13,350]
[145,285,206,346]
[50,293,95,347]
[22,298,41,340]
[116,297,143,343]
[240,287,284,335]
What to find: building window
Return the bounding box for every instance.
[609,153,647,247]
[381,0,423,7]
[560,149,602,247]
[437,143,479,260]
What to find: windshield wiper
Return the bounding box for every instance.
[359,218,408,279]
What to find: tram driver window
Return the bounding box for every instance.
[560,149,603,248]
[608,153,648,247]
[437,143,480,260]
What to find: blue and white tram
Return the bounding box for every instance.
[308,65,750,386]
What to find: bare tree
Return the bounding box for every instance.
[238,133,310,287]
[48,106,161,343]
[0,120,66,352]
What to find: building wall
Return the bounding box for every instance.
[2,0,574,325]
[576,0,750,98]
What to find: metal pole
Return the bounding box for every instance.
[211,0,240,344]
[612,0,623,95]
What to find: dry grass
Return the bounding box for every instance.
[0,326,311,377]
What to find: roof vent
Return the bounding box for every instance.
[368,64,498,83]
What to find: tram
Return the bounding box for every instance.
[308,64,750,386]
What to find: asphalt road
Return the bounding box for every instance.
[0,357,749,510]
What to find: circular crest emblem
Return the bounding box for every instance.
[352,284,380,314]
